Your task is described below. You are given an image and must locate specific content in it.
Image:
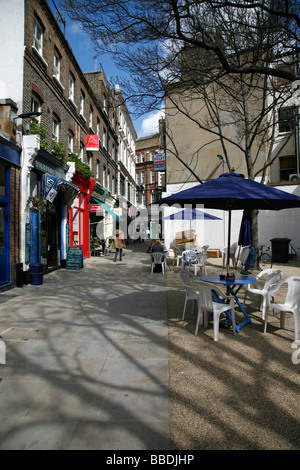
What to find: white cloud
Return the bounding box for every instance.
[139,109,165,137]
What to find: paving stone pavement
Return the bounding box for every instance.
[0,244,170,450]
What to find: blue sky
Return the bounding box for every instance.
[49,1,163,138]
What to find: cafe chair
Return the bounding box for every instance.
[181,249,197,270]
[189,253,207,277]
[195,281,236,341]
[150,252,165,274]
[266,276,300,341]
[222,242,238,268]
[243,269,283,322]
[173,245,185,267]
[178,271,200,320]
[92,238,102,257]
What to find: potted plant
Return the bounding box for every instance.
[29,122,48,149]
[26,196,47,214]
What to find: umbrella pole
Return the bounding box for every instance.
[226,209,231,275]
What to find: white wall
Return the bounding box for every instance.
[0,0,25,111]
[163,182,300,257]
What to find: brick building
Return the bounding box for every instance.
[0,0,134,278]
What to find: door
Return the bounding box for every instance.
[29,211,39,264]
[0,205,9,284]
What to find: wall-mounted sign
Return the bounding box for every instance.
[86,135,99,151]
[154,152,165,171]
[90,204,103,213]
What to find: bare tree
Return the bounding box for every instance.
[60,0,299,262]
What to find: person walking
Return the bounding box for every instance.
[113,227,126,262]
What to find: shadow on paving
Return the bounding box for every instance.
[0,244,169,450]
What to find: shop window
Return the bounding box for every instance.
[279,155,297,181]
[0,162,6,199]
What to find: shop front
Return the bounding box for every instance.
[68,174,95,258]
[90,182,120,248]
[21,135,79,274]
[0,136,21,287]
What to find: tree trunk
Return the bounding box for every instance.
[250,209,259,269]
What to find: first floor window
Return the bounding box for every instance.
[52,115,60,141]
[279,155,297,181]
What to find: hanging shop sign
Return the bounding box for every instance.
[86,134,99,151]
[154,152,165,171]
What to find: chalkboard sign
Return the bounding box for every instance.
[66,246,83,270]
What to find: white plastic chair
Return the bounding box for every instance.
[266,276,300,340]
[150,252,165,274]
[223,242,238,268]
[178,271,199,320]
[243,269,283,322]
[173,245,184,267]
[181,249,197,270]
[189,253,207,277]
[195,281,236,341]
[237,245,251,270]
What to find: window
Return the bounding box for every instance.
[80,90,85,117]
[69,72,75,102]
[31,95,41,122]
[80,142,84,161]
[140,171,145,184]
[136,154,140,164]
[278,107,296,133]
[142,193,147,207]
[103,127,107,148]
[52,115,60,142]
[68,130,74,153]
[120,174,125,196]
[141,153,145,162]
[103,166,106,188]
[89,106,93,129]
[96,118,100,136]
[279,155,297,181]
[87,152,92,169]
[33,16,43,55]
[53,49,61,81]
[96,160,100,180]
[136,172,140,185]
[150,170,155,183]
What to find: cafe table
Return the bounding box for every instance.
[199,274,257,333]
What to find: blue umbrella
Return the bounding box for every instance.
[158,173,300,273]
[164,208,221,220]
[238,210,251,247]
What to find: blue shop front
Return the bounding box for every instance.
[23,144,79,274]
[0,135,21,287]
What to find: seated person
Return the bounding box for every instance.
[150,240,165,272]
[150,239,165,253]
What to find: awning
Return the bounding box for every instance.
[91,196,120,220]
[43,173,80,205]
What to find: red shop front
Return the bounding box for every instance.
[68,174,95,258]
